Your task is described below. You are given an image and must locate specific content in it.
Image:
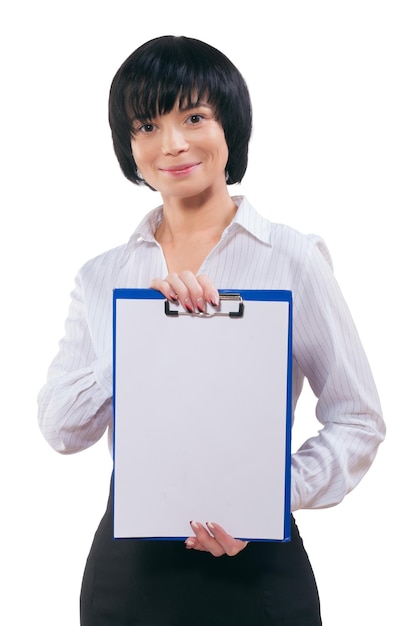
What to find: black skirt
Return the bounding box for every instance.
[80,479,321,626]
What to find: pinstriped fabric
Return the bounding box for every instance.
[37,195,384,511]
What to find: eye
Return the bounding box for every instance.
[138,123,155,133]
[133,120,156,134]
[187,114,203,124]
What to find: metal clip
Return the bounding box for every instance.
[164,293,244,318]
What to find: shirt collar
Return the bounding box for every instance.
[227,196,272,245]
[122,195,272,262]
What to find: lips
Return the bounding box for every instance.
[159,162,201,176]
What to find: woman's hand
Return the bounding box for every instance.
[185,521,248,557]
[150,272,219,313]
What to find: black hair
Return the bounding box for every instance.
[108,35,252,187]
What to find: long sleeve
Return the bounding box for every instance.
[289,236,385,511]
[37,271,113,454]
[37,208,166,456]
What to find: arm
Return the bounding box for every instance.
[37,272,113,454]
[290,236,385,511]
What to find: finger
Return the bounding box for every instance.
[149,274,195,312]
[196,274,219,307]
[176,271,206,312]
[162,272,218,312]
[153,272,203,313]
[149,277,179,302]
[150,273,218,313]
[206,522,248,557]
[189,521,225,557]
[184,537,212,552]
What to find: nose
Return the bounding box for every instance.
[161,124,189,156]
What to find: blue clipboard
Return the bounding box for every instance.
[113,289,292,542]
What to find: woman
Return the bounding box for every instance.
[38,35,385,625]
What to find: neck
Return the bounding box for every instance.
[156,189,237,243]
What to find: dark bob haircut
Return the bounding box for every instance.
[108,35,252,187]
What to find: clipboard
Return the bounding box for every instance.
[113,289,292,542]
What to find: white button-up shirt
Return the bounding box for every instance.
[37,196,385,511]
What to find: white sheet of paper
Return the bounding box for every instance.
[113,291,291,541]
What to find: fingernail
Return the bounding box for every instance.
[190,520,199,530]
[184,298,194,313]
[210,294,219,307]
[196,297,205,313]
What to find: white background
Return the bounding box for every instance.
[1,1,416,624]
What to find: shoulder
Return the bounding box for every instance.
[234,196,334,279]
[236,196,332,266]
[77,205,162,284]
[273,225,333,271]
[79,243,128,281]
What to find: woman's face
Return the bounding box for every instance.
[130,102,229,200]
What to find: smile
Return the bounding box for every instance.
[159,163,201,177]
